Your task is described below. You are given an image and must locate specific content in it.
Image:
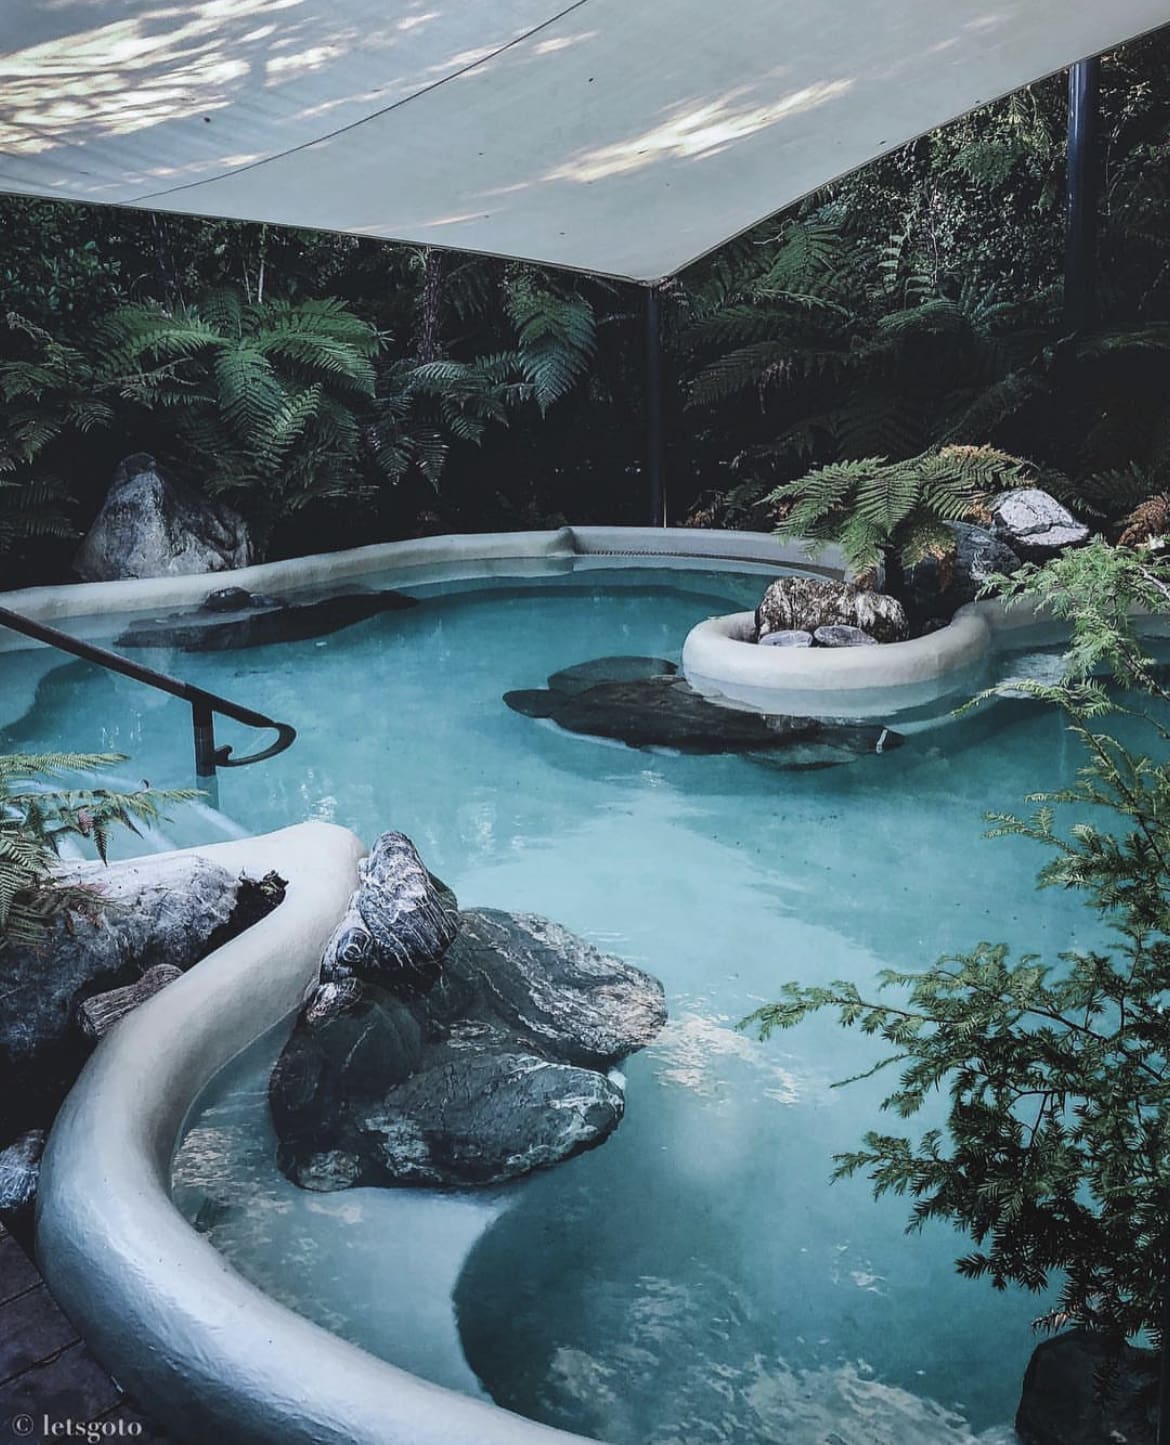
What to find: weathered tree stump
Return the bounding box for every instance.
[77,964,184,1041]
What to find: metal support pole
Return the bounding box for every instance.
[1064,57,1101,334]
[192,699,220,805]
[192,699,217,781]
[645,284,666,528]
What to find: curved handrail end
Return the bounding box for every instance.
[215,720,297,769]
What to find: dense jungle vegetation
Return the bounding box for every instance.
[4,28,1170,585]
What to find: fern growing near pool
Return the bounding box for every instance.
[96,291,385,549]
[503,270,598,414]
[0,314,126,559]
[745,544,1170,1349]
[0,753,195,950]
[768,443,1030,580]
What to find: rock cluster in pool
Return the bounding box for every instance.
[270,832,666,1191]
[504,656,901,766]
[755,576,910,645]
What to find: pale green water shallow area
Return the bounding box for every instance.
[0,565,1125,1445]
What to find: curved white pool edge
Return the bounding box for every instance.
[681,593,1170,719]
[682,604,995,718]
[0,526,845,637]
[35,821,592,1445]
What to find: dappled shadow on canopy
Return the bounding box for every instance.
[1,0,1168,280]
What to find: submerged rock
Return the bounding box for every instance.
[1015,1330,1154,1445]
[272,833,666,1192]
[991,488,1089,560]
[74,453,251,581]
[547,657,680,693]
[503,657,900,768]
[0,855,285,1141]
[360,1046,626,1189]
[116,585,416,652]
[755,576,909,644]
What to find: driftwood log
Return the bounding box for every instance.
[77,964,184,1041]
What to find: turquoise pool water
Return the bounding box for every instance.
[1,565,1107,1444]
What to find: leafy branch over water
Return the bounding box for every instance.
[744,542,1170,1346]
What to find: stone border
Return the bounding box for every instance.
[678,587,1170,720]
[681,604,997,719]
[35,821,593,1445]
[0,527,840,640]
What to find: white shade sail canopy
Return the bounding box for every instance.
[2,1,1169,283]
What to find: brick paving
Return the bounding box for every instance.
[0,1219,172,1442]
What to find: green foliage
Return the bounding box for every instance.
[0,315,122,554]
[93,291,384,547]
[768,444,1027,577]
[679,33,1170,533]
[0,753,195,951]
[504,271,597,414]
[744,543,1170,1347]
[987,538,1170,690]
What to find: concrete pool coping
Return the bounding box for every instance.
[4,522,1161,723]
[0,525,842,640]
[35,822,594,1445]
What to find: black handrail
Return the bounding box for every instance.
[0,605,296,781]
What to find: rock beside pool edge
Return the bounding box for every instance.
[270,831,667,1191]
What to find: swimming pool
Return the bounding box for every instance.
[5,557,1103,1444]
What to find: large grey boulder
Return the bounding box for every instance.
[273,907,662,1191]
[1016,1330,1154,1445]
[0,854,285,1140]
[433,909,667,1071]
[271,836,667,1192]
[74,453,251,581]
[755,576,909,644]
[990,488,1089,560]
[904,520,1022,616]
